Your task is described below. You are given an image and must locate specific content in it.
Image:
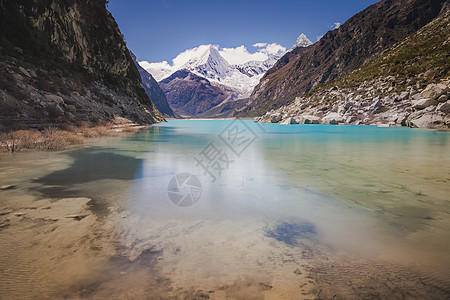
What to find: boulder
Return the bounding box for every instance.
[436,83,449,94]
[411,93,422,100]
[299,115,320,124]
[28,69,37,78]
[408,113,444,128]
[345,116,357,123]
[12,73,23,81]
[420,84,444,100]
[44,94,64,105]
[437,94,448,103]
[18,67,31,78]
[437,102,450,114]
[369,99,383,113]
[399,91,409,100]
[270,114,282,123]
[280,117,298,125]
[412,98,437,109]
[322,112,344,125]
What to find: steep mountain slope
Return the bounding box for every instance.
[131,53,175,118]
[159,70,229,116]
[0,0,164,125]
[236,0,447,116]
[256,5,450,129]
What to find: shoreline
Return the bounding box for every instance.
[0,117,148,152]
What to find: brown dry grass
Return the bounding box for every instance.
[0,122,118,152]
[0,128,85,152]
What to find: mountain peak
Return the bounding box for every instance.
[184,44,230,80]
[294,34,313,48]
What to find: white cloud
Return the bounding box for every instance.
[219,45,267,65]
[138,60,174,81]
[252,42,268,48]
[219,43,285,65]
[331,22,341,29]
[261,43,286,55]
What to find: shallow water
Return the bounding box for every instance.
[0,120,449,299]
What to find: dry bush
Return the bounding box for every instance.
[0,128,85,152]
[0,130,42,152]
[70,121,115,138]
[39,127,85,150]
[0,121,118,152]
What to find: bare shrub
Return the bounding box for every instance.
[39,127,84,150]
[0,128,85,152]
[0,130,42,152]
[71,121,115,137]
[0,121,118,152]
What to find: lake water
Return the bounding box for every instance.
[0,120,449,299]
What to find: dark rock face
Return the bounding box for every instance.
[159,70,229,117]
[0,0,164,125]
[237,0,447,117]
[131,53,175,118]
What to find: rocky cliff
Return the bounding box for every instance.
[236,0,448,117]
[0,0,164,126]
[256,4,450,129]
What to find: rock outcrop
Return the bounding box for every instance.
[0,0,164,126]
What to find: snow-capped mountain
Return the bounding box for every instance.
[138,35,311,117]
[233,55,281,77]
[140,35,312,98]
[183,45,230,80]
[293,34,313,49]
[139,42,295,98]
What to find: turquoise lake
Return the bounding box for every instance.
[0,120,449,299]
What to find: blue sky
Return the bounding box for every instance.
[108,0,379,63]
